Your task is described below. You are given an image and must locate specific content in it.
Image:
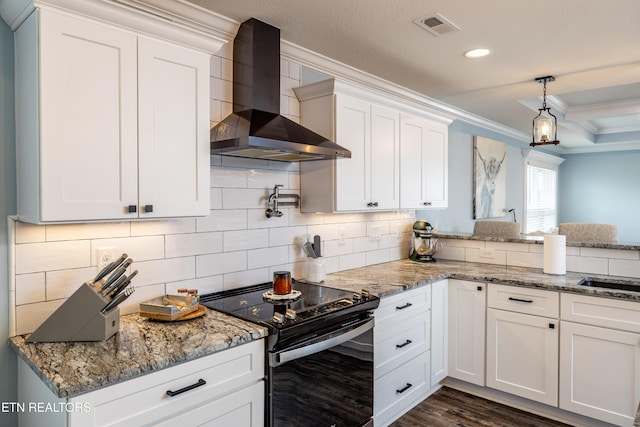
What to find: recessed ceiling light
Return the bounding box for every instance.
[464,48,491,58]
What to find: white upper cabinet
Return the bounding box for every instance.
[13,7,211,223]
[400,114,448,209]
[295,78,448,213]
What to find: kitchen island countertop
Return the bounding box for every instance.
[10,258,640,400]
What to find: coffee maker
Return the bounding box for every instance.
[409,220,438,263]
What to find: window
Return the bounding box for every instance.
[523,150,565,234]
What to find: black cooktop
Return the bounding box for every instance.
[200,280,379,333]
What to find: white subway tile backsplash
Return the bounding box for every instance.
[197,209,247,232]
[90,236,165,264]
[366,249,390,266]
[507,251,544,269]
[224,268,270,291]
[196,251,247,277]
[221,57,232,81]
[16,300,64,336]
[340,253,367,271]
[609,259,640,278]
[210,76,231,101]
[131,219,196,236]
[119,284,165,315]
[486,241,530,252]
[223,188,268,209]
[15,273,45,305]
[248,208,288,229]
[209,54,222,78]
[46,222,130,242]
[437,245,465,262]
[224,229,269,252]
[15,221,46,244]
[465,248,506,265]
[268,225,307,247]
[132,257,195,287]
[580,247,640,260]
[248,246,289,269]
[211,166,247,188]
[16,240,91,274]
[165,232,223,258]
[46,267,96,300]
[210,188,223,209]
[166,276,223,296]
[566,256,608,275]
[246,168,289,189]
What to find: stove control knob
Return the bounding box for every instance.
[361,289,370,299]
[285,309,297,320]
[353,292,362,301]
[272,312,285,324]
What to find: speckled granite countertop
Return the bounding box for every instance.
[9,309,267,398]
[10,258,640,401]
[321,259,640,301]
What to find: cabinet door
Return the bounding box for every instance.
[560,321,640,426]
[38,10,139,221]
[370,105,400,210]
[400,115,448,209]
[138,38,210,218]
[448,279,486,386]
[335,94,370,211]
[423,123,448,208]
[430,280,448,385]
[486,308,558,406]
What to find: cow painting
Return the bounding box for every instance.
[473,136,507,219]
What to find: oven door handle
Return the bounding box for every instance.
[270,318,374,367]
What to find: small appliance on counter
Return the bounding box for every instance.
[409,220,439,263]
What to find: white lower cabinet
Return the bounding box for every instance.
[447,279,486,386]
[560,293,640,426]
[486,284,559,406]
[374,285,432,427]
[430,279,448,385]
[18,340,265,427]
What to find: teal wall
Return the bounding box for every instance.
[559,150,640,243]
[0,17,17,427]
[416,120,529,233]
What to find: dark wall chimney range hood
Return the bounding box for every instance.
[210,18,351,162]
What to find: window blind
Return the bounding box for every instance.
[526,164,557,233]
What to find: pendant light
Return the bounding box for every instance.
[530,76,559,147]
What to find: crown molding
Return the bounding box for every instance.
[0,0,236,53]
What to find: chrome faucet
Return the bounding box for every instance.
[266,185,300,218]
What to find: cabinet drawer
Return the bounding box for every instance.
[561,293,640,333]
[488,283,558,318]
[70,340,264,426]
[375,286,430,329]
[375,313,429,378]
[374,352,430,426]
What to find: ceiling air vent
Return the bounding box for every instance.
[414,13,461,36]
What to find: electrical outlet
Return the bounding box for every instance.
[338,227,346,245]
[97,247,116,272]
[369,224,382,241]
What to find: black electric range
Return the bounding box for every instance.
[200,280,379,350]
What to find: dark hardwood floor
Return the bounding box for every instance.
[390,387,572,427]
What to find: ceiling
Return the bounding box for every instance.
[189,0,640,154]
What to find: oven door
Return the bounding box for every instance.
[268,317,374,427]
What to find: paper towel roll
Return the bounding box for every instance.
[544,234,566,275]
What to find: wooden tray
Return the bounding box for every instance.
[140,304,206,322]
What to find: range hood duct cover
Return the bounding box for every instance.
[210,18,351,161]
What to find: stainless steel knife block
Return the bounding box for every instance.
[26,282,120,343]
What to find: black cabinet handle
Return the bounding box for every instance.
[549,323,555,329]
[166,378,206,397]
[367,202,379,207]
[144,204,153,213]
[396,302,413,310]
[423,201,432,206]
[396,383,413,394]
[477,286,483,291]
[396,339,412,349]
[127,205,137,213]
[508,297,533,303]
